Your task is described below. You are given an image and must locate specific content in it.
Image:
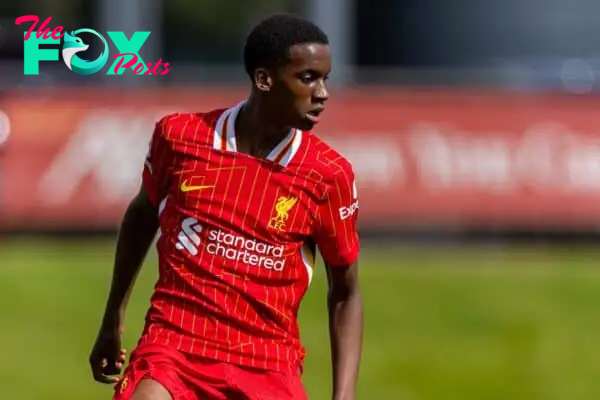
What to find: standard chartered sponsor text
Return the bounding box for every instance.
[206,229,285,271]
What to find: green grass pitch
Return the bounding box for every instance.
[3,237,600,399]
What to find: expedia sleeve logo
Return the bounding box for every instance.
[338,179,359,220]
[339,201,359,220]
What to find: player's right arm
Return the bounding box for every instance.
[99,185,159,330]
[89,117,172,384]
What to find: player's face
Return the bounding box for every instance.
[272,43,331,131]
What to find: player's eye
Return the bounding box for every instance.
[299,74,314,84]
[298,70,322,84]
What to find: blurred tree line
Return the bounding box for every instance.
[4,0,598,78]
[164,0,301,62]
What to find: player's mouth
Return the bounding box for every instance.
[305,107,324,123]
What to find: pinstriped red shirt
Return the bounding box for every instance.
[138,101,360,372]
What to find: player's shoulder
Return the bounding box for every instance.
[154,108,227,143]
[302,131,355,181]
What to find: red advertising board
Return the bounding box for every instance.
[3,87,600,230]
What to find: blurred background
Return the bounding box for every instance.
[3,1,600,399]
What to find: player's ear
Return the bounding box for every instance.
[254,68,273,92]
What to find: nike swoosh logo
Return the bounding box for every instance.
[180,180,215,192]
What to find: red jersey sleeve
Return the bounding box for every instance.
[142,116,174,207]
[313,162,360,267]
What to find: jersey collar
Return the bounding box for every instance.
[212,101,303,167]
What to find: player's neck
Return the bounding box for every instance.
[234,99,290,159]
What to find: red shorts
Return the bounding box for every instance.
[113,343,308,400]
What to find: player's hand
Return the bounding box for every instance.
[89,324,127,384]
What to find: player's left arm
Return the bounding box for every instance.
[325,260,362,400]
[314,163,363,400]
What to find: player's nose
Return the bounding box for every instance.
[313,81,329,102]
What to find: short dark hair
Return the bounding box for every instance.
[243,14,329,79]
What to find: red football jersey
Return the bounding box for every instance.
[138,101,360,372]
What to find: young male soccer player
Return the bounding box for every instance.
[89,14,363,400]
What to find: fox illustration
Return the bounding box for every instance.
[62,30,108,75]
